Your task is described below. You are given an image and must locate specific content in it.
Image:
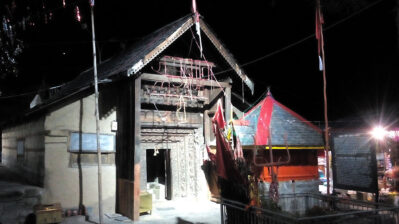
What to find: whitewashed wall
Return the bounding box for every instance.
[1,117,46,185]
[43,94,116,218]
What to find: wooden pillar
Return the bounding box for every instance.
[133,76,141,220]
[224,85,232,123]
[204,88,210,145]
[204,110,210,145]
[0,129,2,163]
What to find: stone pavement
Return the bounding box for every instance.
[135,198,220,224]
[0,165,220,224]
[0,165,44,224]
[63,198,220,224]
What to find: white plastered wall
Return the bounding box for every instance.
[1,117,45,185]
[43,94,116,217]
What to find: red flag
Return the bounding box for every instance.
[212,100,228,179]
[315,2,324,71]
[212,100,226,131]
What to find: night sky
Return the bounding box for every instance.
[0,0,398,127]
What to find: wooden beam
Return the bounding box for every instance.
[204,110,211,145]
[127,18,194,76]
[231,92,252,107]
[243,146,325,150]
[208,88,223,105]
[199,19,254,94]
[224,86,232,123]
[203,90,224,111]
[209,145,325,150]
[133,77,141,221]
[140,73,230,88]
[160,56,216,68]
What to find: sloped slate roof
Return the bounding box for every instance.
[38,13,254,110]
[47,15,193,103]
[233,91,323,146]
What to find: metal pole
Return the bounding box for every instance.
[90,6,104,223]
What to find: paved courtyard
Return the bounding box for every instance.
[77,198,220,224]
[0,165,220,224]
[135,198,220,224]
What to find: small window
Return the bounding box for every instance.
[69,132,115,153]
[17,139,25,161]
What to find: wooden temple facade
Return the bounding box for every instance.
[1,13,254,221]
[115,57,239,219]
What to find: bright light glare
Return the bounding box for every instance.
[371,126,387,140]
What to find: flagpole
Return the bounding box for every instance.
[321,35,330,196]
[317,0,331,195]
[90,4,104,223]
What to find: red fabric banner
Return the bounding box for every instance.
[212,100,244,182]
[315,4,324,56]
[213,100,228,179]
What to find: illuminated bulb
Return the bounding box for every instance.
[371,126,387,140]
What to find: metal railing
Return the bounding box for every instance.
[220,194,399,224]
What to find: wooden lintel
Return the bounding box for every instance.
[140,73,230,88]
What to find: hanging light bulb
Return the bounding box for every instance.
[63,0,66,8]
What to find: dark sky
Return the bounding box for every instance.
[0,0,398,126]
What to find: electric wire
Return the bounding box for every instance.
[214,0,386,75]
[0,0,386,100]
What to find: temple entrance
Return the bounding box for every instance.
[146,149,172,200]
